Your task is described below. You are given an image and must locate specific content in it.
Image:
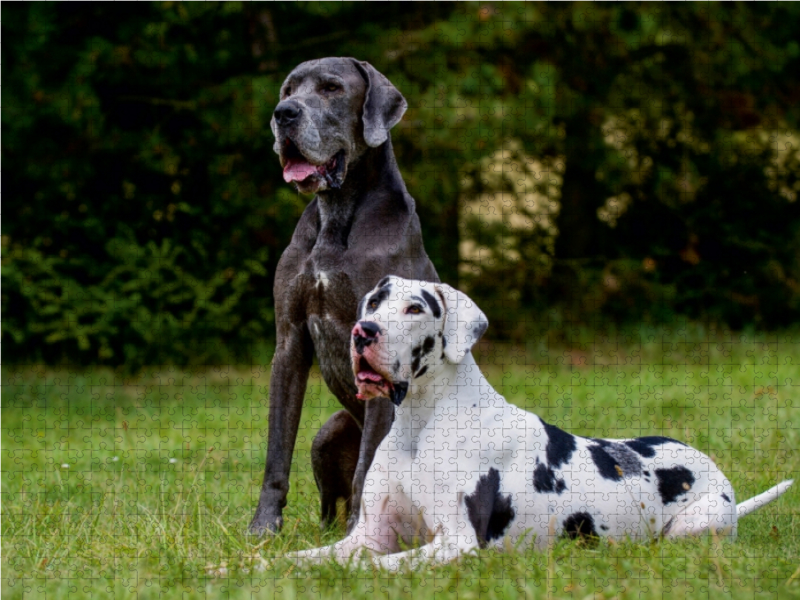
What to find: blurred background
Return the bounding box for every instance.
[4,2,800,370]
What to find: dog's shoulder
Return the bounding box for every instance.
[275,199,320,271]
[351,187,413,233]
[289,198,322,249]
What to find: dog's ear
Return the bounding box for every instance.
[434,283,488,364]
[351,59,407,148]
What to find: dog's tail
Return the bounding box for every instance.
[736,479,793,518]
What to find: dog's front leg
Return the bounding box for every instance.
[290,491,408,566]
[348,396,394,533]
[288,513,376,566]
[373,513,480,570]
[250,322,313,534]
[289,536,374,567]
[374,534,478,570]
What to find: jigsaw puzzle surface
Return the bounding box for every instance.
[3,4,799,599]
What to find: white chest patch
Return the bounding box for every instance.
[316,271,330,289]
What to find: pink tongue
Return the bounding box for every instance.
[283,160,318,183]
[358,371,383,383]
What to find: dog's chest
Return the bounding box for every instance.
[302,265,364,399]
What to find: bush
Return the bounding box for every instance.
[4,4,800,370]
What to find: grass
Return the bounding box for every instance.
[2,326,799,599]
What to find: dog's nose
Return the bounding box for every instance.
[352,321,380,354]
[274,101,302,127]
[355,321,380,339]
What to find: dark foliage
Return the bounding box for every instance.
[4,3,800,368]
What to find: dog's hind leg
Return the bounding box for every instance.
[662,491,738,539]
[312,410,361,529]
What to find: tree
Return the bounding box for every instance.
[4,3,800,368]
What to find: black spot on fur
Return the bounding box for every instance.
[366,287,391,314]
[588,445,623,481]
[392,360,400,374]
[353,336,372,355]
[389,382,408,406]
[563,512,598,540]
[600,524,609,532]
[411,346,422,373]
[643,470,650,477]
[420,289,442,318]
[541,420,577,469]
[414,365,428,379]
[655,466,695,505]
[602,442,643,477]
[376,276,393,289]
[411,337,436,373]
[624,436,683,458]
[721,493,731,503]
[464,468,516,549]
[533,462,566,495]
[409,295,426,308]
[441,336,447,348]
[472,321,487,341]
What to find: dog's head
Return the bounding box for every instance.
[271,57,407,195]
[351,276,488,406]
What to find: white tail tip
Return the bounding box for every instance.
[737,479,794,518]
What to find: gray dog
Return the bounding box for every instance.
[249,57,439,535]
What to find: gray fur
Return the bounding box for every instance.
[250,58,439,536]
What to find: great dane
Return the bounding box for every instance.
[291,277,794,567]
[249,59,438,535]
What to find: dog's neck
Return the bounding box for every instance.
[394,353,501,431]
[315,138,404,248]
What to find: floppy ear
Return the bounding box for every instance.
[435,283,488,364]
[351,59,407,148]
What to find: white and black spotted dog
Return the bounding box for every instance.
[291,276,794,568]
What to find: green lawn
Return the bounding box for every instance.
[3,328,799,599]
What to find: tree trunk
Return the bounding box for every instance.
[554,112,605,260]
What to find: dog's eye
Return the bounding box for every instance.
[323,83,341,93]
[282,86,292,98]
[369,301,379,310]
[406,305,423,315]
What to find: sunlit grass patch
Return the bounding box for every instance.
[3,330,798,599]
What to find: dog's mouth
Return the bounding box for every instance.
[354,357,408,406]
[281,140,345,192]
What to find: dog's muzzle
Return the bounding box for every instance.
[352,321,380,355]
[351,322,408,405]
[280,141,345,192]
[274,100,302,128]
